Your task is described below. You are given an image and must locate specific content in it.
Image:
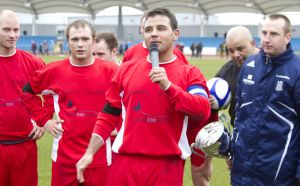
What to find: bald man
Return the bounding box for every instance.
[0,10,46,186]
[211,26,259,126]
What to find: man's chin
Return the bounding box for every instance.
[75,54,87,59]
[234,60,243,67]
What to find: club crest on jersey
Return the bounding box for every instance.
[275,81,283,91]
[247,60,255,67]
[243,74,255,85]
[134,102,141,111]
[67,100,73,107]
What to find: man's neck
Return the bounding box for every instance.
[70,56,95,66]
[0,47,16,57]
[159,49,176,62]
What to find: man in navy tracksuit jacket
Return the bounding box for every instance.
[231,14,300,185]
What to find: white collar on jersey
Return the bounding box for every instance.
[69,56,95,67]
[0,48,16,57]
[142,41,147,49]
[146,55,177,65]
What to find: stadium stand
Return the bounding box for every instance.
[17,36,300,55]
[17,36,57,52]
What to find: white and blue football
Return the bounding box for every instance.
[207,77,231,110]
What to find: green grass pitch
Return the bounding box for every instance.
[37,55,231,186]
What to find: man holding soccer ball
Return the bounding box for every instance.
[210,26,259,125]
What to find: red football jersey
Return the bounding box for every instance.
[93,57,210,159]
[28,58,118,167]
[122,42,189,64]
[123,42,208,165]
[0,49,45,140]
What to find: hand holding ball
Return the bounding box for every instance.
[207,78,231,110]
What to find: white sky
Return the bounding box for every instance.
[97,7,300,25]
[17,6,300,25]
[215,12,300,25]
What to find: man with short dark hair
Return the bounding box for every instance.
[23,19,118,186]
[76,8,211,186]
[93,32,120,65]
[122,10,212,186]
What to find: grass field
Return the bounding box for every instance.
[37,55,231,186]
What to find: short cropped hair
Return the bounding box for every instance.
[95,32,118,52]
[145,8,178,31]
[267,14,291,34]
[65,19,96,40]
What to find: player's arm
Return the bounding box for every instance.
[22,82,48,139]
[149,66,210,122]
[187,120,212,186]
[76,134,104,183]
[76,104,121,183]
[76,76,122,183]
[22,66,56,137]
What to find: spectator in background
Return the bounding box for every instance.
[124,41,129,52]
[59,41,64,55]
[118,42,124,56]
[39,42,43,55]
[22,20,118,186]
[218,41,226,58]
[190,43,196,57]
[0,9,45,186]
[42,40,49,56]
[31,41,37,55]
[196,42,203,58]
[76,8,211,186]
[231,14,300,185]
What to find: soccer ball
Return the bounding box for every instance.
[207,77,231,110]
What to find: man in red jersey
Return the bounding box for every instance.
[122,11,189,64]
[0,10,45,186]
[77,8,211,186]
[122,10,212,186]
[23,20,118,186]
[93,32,120,65]
[92,32,120,140]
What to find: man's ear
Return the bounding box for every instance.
[285,32,291,45]
[173,29,179,41]
[112,48,117,56]
[251,40,256,47]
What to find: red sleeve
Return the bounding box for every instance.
[22,63,54,127]
[93,69,122,140]
[164,67,211,123]
[206,111,219,123]
[122,49,132,63]
[22,55,54,127]
[38,95,54,126]
[187,118,207,166]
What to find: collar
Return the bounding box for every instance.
[69,56,95,67]
[146,55,177,65]
[260,43,294,65]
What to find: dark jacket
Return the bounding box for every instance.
[232,44,300,185]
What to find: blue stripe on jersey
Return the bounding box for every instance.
[187,85,208,98]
